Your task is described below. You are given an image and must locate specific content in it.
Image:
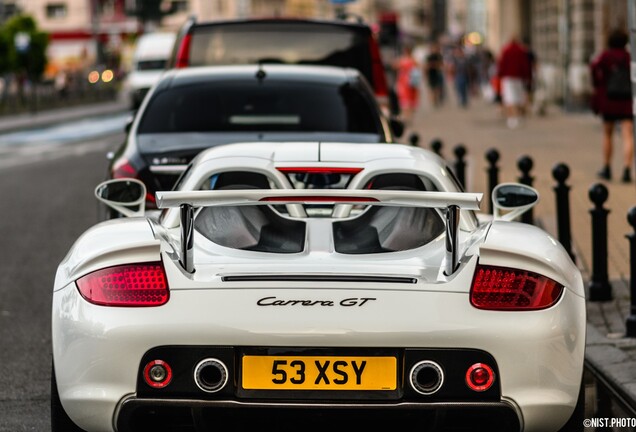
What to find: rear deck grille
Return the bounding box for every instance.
[221,275,417,284]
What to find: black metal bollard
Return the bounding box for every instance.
[430,138,443,157]
[409,132,420,147]
[588,183,612,302]
[485,148,500,214]
[626,207,636,337]
[453,144,467,190]
[517,155,534,224]
[552,163,576,263]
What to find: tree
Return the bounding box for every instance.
[0,31,10,75]
[0,14,49,80]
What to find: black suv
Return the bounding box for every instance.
[167,16,392,110]
[106,64,402,213]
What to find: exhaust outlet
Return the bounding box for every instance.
[409,360,444,395]
[194,358,228,393]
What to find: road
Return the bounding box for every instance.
[0,124,125,431]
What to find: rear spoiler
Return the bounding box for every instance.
[156,189,483,277]
[156,189,481,210]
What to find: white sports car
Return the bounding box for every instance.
[52,142,586,432]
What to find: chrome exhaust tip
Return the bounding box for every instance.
[194,358,228,393]
[409,360,444,395]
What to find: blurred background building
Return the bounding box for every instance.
[0,0,630,109]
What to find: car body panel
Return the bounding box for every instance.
[53,267,583,432]
[54,142,585,432]
[54,218,159,291]
[479,221,585,298]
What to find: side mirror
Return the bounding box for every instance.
[389,117,404,138]
[492,183,539,221]
[95,178,146,217]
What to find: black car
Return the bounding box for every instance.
[106,64,403,213]
[167,16,394,112]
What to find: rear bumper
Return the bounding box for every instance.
[117,397,522,432]
[52,282,585,432]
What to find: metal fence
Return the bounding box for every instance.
[0,79,120,116]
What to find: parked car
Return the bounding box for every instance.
[167,16,394,112]
[121,32,176,110]
[106,64,403,214]
[53,142,585,432]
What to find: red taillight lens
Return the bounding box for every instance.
[470,264,564,310]
[175,34,192,68]
[76,262,169,307]
[111,158,138,178]
[368,35,388,97]
[465,363,495,392]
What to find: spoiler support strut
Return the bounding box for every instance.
[180,204,195,273]
[444,205,460,276]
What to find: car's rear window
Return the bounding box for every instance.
[188,23,373,85]
[137,81,381,134]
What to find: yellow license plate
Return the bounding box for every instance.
[242,355,397,390]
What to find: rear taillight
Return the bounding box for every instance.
[368,35,388,97]
[76,262,169,307]
[175,34,192,68]
[470,264,564,310]
[111,158,138,178]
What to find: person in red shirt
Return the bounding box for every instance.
[393,43,421,127]
[590,28,634,182]
[497,35,532,128]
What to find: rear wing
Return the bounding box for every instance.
[155,189,483,277]
[156,189,482,210]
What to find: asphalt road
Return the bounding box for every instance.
[0,131,125,432]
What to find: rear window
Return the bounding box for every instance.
[188,23,373,86]
[137,81,381,134]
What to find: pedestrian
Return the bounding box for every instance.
[447,44,471,108]
[497,35,532,128]
[424,41,445,108]
[590,28,634,182]
[476,47,497,102]
[393,43,421,127]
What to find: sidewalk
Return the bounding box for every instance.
[409,93,636,412]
